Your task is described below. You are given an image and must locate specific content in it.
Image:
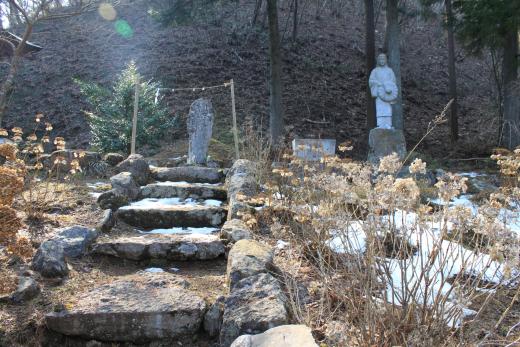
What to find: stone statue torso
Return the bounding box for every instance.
[369,66,397,102]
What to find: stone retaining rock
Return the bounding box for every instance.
[45,273,206,343]
[53,226,97,258]
[227,240,274,290]
[204,295,225,338]
[97,209,115,233]
[97,190,129,211]
[220,219,252,243]
[220,273,289,346]
[0,276,40,303]
[110,172,140,200]
[226,160,259,219]
[230,325,318,347]
[152,166,224,184]
[115,154,150,186]
[31,241,68,278]
[92,233,225,261]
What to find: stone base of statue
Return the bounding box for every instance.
[367,128,407,165]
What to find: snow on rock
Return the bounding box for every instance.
[141,227,219,235]
[120,197,222,210]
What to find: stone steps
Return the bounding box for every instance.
[117,203,227,230]
[92,232,225,261]
[152,166,225,184]
[45,273,206,343]
[140,181,227,200]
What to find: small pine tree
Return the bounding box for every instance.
[76,62,176,153]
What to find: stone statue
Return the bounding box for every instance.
[369,53,398,129]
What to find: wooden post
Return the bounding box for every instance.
[131,77,139,155]
[230,79,240,160]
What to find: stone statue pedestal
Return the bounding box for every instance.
[367,128,406,165]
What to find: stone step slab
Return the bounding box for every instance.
[152,166,225,184]
[92,233,225,261]
[116,204,227,229]
[140,182,227,200]
[45,273,206,343]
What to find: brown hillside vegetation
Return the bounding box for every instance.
[2,0,498,159]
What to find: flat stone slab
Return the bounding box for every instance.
[140,182,227,200]
[45,273,206,343]
[92,233,225,261]
[152,166,225,184]
[116,204,227,229]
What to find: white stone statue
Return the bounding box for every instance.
[369,53,398,129]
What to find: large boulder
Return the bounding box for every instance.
[31,241,68,278]
[227,240,274,290]
[115,154,150,185]
[367,128,407,165]
[53,226,97,258]
[187,98,214,165]
[230,325,318,347]
[110,172,140,200]
[45,273,206,343]
[220,273,289,346]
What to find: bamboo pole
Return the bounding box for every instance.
[131,77,139,155]
[230,79,240,160]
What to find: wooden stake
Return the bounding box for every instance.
[230,79,240,160]
[131,77,139,155]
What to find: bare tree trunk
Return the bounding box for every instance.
[385,0,403,130]
[365,0,376,130]
[252,0,263,26]
[445,0,458,142]
[500,26,519,149]
[267,0,284,145]
[0,23,32,127]
[292,0,298,42]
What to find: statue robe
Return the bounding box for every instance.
[369,66,397,129]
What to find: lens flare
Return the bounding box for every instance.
[98,3,117,21]
[115,20,133,38]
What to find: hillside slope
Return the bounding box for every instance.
[2,0,498,159]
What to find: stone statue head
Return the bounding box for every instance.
[377,53,388,67]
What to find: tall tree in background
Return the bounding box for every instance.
[267,0,284,144]
[364,0,376,130]
[385,0,403,130]
[453,0,519,148]
[420,0,459,142]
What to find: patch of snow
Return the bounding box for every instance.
[120,197,222,209]
[89,192,102,199]
[170,267,180,272]
[458,172,488,178]
[153,181,222,187]
[86,182,109,190]
[204,199,222,207]
[144,267,164,273]
[276,240,289,250]
[327,221,366,254]
[141,227,219,235]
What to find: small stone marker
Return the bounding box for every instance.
[367,128,406,165]
[188,98,214,165]
[292,139,336,161]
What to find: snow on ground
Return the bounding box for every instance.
[151,181,222,187]
[120,197,222,209]
[89,192,102,199]
[328,205,517,328]
[140,227,219,235]
[144,267,164,273]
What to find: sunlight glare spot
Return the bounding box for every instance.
[115,20,134,38]
[98,3,117,21]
